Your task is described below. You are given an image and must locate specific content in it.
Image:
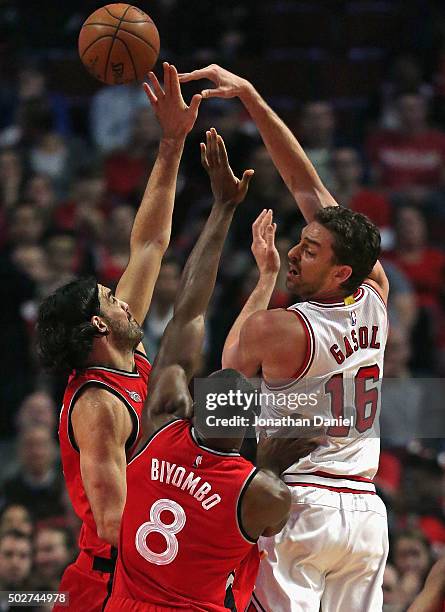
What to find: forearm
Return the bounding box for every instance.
[240,84,337,221]
[174,202,236,319]
[130,138,184,250]
[222,273,277,368]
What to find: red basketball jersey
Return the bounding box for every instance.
[110,419,258,611]
[59,349,151,559]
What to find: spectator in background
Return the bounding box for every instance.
[367,93,445,197]
[380,326,423,448]
[105,106,160,200]
[375,54,433,131]
[90,83,146,154]
[0,148,24,213]
[392,530,433,606]
[5,203,47,251]
[382,563,405,612]
[24,174,57,219]
[33,526,74,590]
[15,391,56,433]
[143,255,181,362]
[43,231,78,294]
[0,530,32,591]
[1,426,65,522]
[0,505,33,537]
[55,169,108,243]
[386,205,445,373]
[380,260,417,332]
[299,101,336,190]
[94,204,134,288]
[331,147,393,249]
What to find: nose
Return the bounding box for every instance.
[288,242,302,261]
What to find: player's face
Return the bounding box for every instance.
[286,222,348,300]
[98,284,143,348]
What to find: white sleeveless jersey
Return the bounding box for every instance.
[259,283,388,490]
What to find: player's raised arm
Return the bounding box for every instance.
[179,64,338,221]
[136,129,254,442]
[222,209,280,369]
[115,62,202,327]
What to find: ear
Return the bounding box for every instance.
[333,264,352,286]
[91,315,109,336]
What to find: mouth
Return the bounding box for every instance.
[287,264,300,279]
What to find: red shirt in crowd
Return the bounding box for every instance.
[385,248,445,309]
[367,129,445,189]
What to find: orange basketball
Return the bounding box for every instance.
[78,4,160,85]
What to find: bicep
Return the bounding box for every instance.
[72,391,132,528]
[154,315,204,381]
[366,261,389,304]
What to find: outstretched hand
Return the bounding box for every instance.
[143,62,202,141]
[201,127,254,206]
[179,64,248,100]
[251,209,280,277]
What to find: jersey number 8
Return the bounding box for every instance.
[136,498,186,565]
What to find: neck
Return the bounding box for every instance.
[193,428,240,455]
[87,341,135,372]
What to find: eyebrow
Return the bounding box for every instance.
[301,233,321,247]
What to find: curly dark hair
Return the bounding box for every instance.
[314,206,381,294]
[36,277,103,374]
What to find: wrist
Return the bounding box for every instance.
[239,80,256,104]
[258,270,278,285]
[159,137,185,155]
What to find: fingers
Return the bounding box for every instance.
[201,88,223,99]
[200,142,209,170]
[143,81,157,106]
[189,93,202,115]
[252,209,269,241]
[163,61,171,97]
[206,128,220,166]
[147,70,164,100]
[178,67,215,83]
[266,222,277,250]
[259,209,273,238]
[240,169,254,192]
[169,64,182,100]
[217,134,229,165]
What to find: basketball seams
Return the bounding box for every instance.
[116,36,138,82]
[104,5,153,24]
[80,35,114,60]
[118,27,159,55]
[104,4,132,83]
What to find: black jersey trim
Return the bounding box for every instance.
[100,545,117,611]
[67,381,139,456]
[134,349,150,364]
[128,418,183,465]
[252,592,267,612]
[189,426,241,457]
[236,467,260,544]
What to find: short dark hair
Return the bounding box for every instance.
[0,529,32,547]
[36,277,102,373]
[314,206,381,294]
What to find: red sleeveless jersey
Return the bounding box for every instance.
[59,349,151,559]
[110,419,258,611]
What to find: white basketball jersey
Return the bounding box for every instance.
[259,283,388,487]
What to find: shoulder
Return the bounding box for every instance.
[71,385,133,445]
[243,308,307,342]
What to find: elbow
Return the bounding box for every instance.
[97,518,120,547]
[131,234,170,255]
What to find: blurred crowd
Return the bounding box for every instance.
[0,1,445,610]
